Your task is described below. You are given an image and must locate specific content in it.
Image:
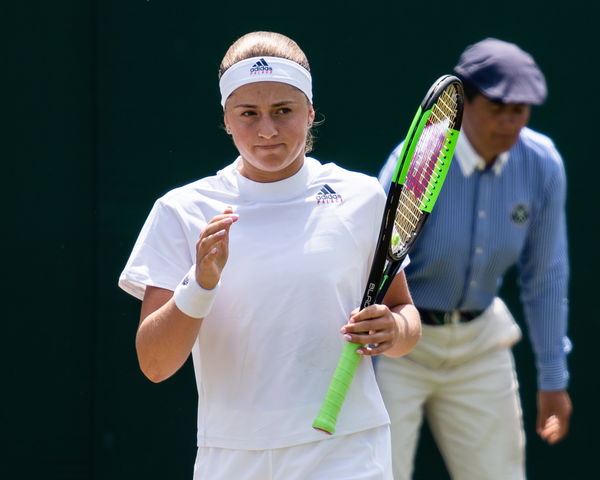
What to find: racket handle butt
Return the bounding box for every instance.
[312,425,334,435]
[312,342,362,435]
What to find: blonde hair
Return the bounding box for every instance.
[219,31,310,78]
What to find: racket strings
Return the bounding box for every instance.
[430,86,458,125]
[391,188,422,254]
[405,86,459,206]
[392,85,460,256]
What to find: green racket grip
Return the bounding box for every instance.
[312,341,362,434]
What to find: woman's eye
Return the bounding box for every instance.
[241,110,257,117]
[276,107,291,114]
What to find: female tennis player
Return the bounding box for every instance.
[119,31,420,480]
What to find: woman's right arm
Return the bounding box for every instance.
[135,208,238,383]
[136,287,202,383]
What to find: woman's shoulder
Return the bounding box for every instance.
[309,157,382,190]
[156,162,238,209]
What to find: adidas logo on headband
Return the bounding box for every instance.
[250,58,273,75]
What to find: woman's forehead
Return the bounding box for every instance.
[226,81,308,107]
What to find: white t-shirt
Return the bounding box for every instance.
[119,156,397,449]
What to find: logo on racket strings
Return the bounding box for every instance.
[316,184,343,204]
[250,58,273,74]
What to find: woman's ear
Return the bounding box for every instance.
[308,107,315,126]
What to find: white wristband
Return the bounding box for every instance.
[173,265,219,318]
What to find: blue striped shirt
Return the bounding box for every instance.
[378,127,571,390]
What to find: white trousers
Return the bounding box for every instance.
[193,425,392,480]
[376,298,525,480]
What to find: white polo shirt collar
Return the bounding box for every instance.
[455,133,509,177]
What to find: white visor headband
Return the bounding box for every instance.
[219,56,313,108]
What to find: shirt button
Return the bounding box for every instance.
[475,247,483,254]
[470,280,478,287]
[478,210,486,218]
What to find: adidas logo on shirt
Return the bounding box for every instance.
[250,58,273,74]
[316,184,343,204]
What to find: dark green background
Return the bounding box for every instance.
[4,1,596,478]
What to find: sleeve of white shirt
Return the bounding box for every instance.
[118,199,200,300]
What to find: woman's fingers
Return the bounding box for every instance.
[340,304,396,355]
[194,209,239,289]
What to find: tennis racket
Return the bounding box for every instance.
[312,74,464,435]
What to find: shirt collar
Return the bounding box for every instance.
[455,133,509,177]
[221,156,318,202]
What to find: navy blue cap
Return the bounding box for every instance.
[454,38,547,105]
